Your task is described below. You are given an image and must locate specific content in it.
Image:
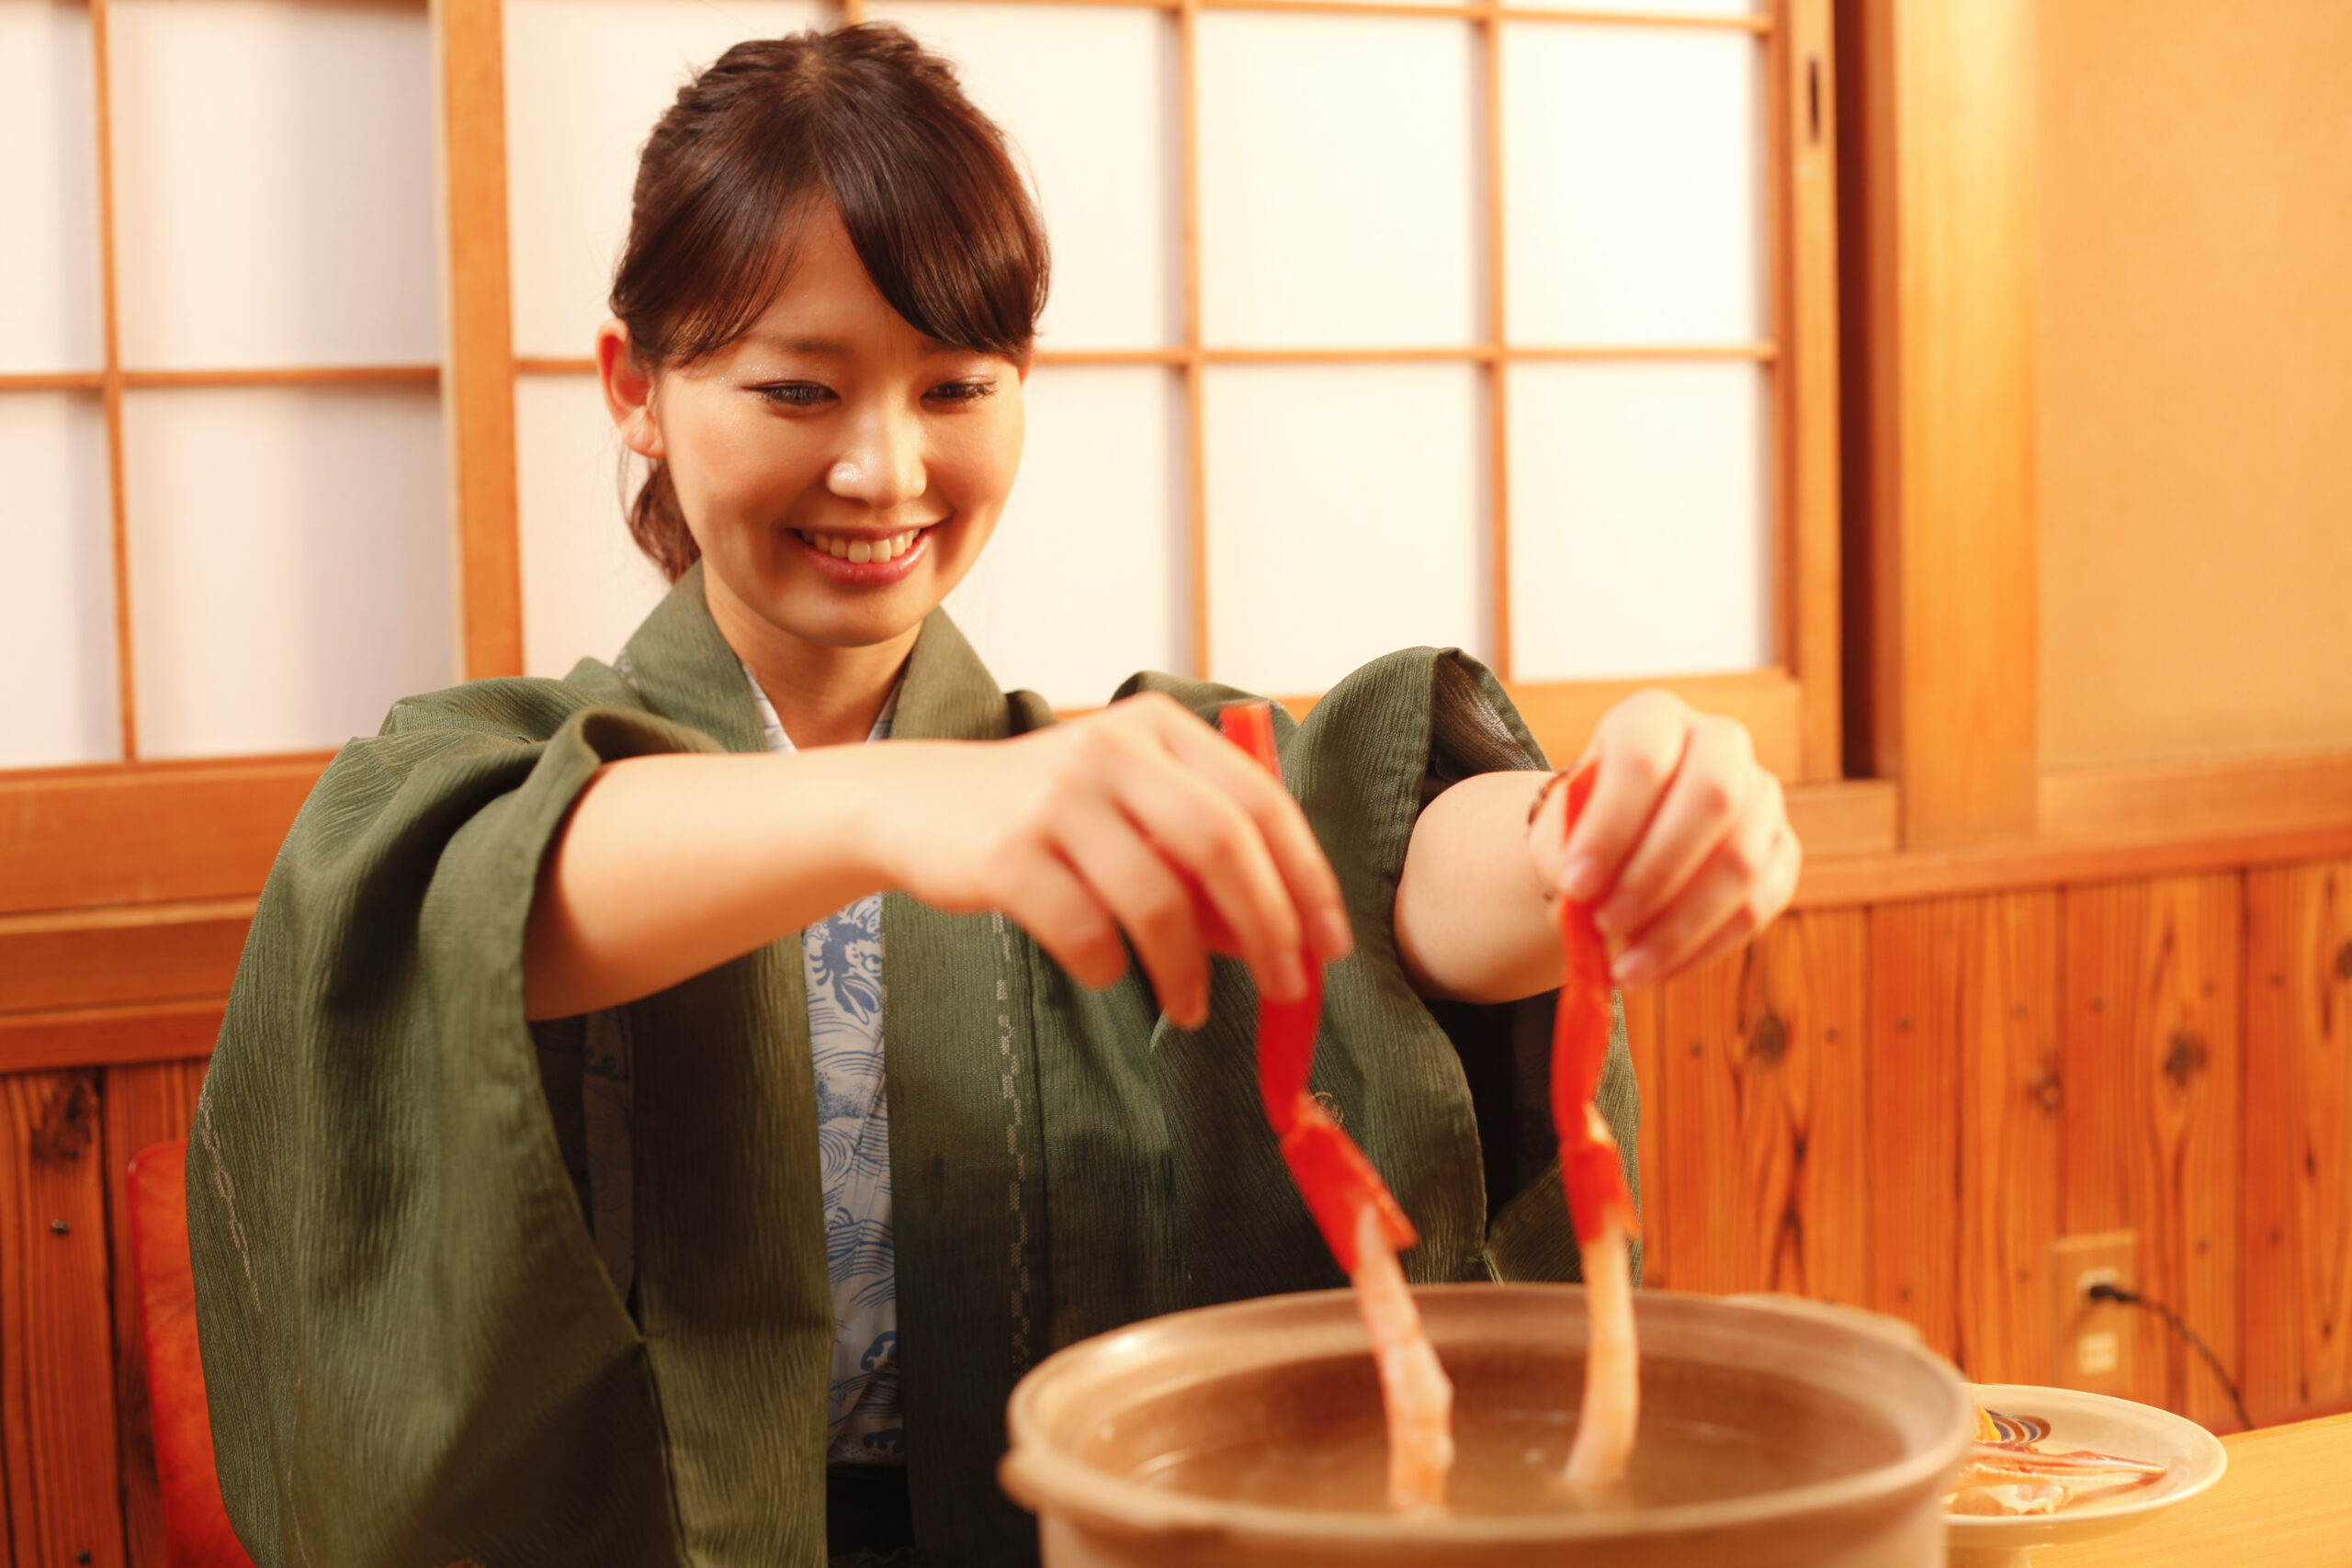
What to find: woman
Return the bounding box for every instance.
[188,25,1798,1568]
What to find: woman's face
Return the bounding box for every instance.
[605,205,1026,660]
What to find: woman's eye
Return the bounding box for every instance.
[754,382,833,409]
[929,378,996,405]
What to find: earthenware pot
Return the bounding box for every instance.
[1001,1283,1973,1568]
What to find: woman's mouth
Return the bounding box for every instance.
[792,525,933,583]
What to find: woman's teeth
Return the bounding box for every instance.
[800,528,922,564]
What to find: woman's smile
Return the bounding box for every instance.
[791,524,936,583]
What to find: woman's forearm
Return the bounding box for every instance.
[1393,770,1563,1005]
[522,747,924,1020]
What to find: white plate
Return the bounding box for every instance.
[1945,1384,2228,1563]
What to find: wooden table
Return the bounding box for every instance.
[2037,1410,2352,1566]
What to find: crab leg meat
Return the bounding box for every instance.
[1218,702,1454,1511]
[1547,767,1643,1488]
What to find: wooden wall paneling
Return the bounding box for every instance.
[0,1003,226,1078]
[1844,0,2039,847]
[0,1072,129,1568]
[1620,981,1664,1288]
[433,0,524,680]
[2062,874,2245,1427]
[1793,818,2352,913]
[100,1060,210,1568]
[0,758,326,917]
[1654,910,1869,1302]
[1769,908,1871,1305]
[1655,948,1745,1293]
[1866,900,1961,1357]
[2244,861,2352,1424]
[1952,889,2062,1385]
[2042,751,2352,846]
[0,899,254,1017]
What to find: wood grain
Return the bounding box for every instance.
[0,756,325,916]
[1619,982,1665,1288]
[0,900,254,1016]
[1785,779,1897,860]
[2042,750,2352,843]
[1867,901,1962,1357]
[0,1002,226,1077]
[2063,875,2245,1427]
[1784,0,1842,782]
[100,1061,210,1568]
[1953,891,2063,1384]
[436,0,524,679]
[2038,1411,2352,1567]
[1795,817,2352,911]
[1845,0,2040,845]
[1654,911,1869,1303]
[2243,860,2352,1424]
[1,1072,129,1568]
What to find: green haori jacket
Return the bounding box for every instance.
[187,564,1641,1568]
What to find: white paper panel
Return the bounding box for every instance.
[868,4,1177,350]
[516,374,671,677]
[0,395,119,766]
[0,0,103,374]
[1502,23,1761,345]
[943,365,1185,704]
[1507,361,1767,681]
[504,0,829,361]
[110,0,438,368]
[1197,16,1480,348]
[123,388,454,757]
[1204,365,1486,694]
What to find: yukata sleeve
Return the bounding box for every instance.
[1282,649,1643,1288]
[186,672,718,1568]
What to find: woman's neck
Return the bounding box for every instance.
[704,579,919,750]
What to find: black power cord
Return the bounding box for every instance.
[2086,1281,2253,1431]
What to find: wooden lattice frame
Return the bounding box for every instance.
[483,0,1845,781]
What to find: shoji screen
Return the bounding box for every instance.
[0,0,455,769]
[498,0,1793,739]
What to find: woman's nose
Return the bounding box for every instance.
[826,409,925,508]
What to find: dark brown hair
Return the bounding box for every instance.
[610,24,1050,580]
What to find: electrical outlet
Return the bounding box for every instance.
[2049,1231,2136,1396]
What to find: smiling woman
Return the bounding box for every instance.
[183,22,1795,1568]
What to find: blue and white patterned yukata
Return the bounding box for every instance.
[746,669,905,1465]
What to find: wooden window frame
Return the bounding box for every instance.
[21,0,2352,1075]
[471,0,1847,785]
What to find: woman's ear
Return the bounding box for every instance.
[597,320,664,460]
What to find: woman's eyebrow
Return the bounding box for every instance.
[745,331,853,357]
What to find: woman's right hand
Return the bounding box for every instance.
[873,693,1352,1030]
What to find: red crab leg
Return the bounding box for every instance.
[1217,702,1453,1507]
[1548,766,1641,1488]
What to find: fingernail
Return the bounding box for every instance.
[1178,995,1210,1032]
[1315,908,1355,959]
[1560,855,1600,903]
[1612,946,1656,987]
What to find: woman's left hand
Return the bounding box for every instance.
[1527,690,1801,988]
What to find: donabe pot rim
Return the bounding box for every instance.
[1001,1282,1974,1547]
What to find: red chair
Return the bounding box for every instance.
[128,1139,258,1568]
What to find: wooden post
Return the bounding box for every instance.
[433,0,526,680]
[1846,0,2040,846]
